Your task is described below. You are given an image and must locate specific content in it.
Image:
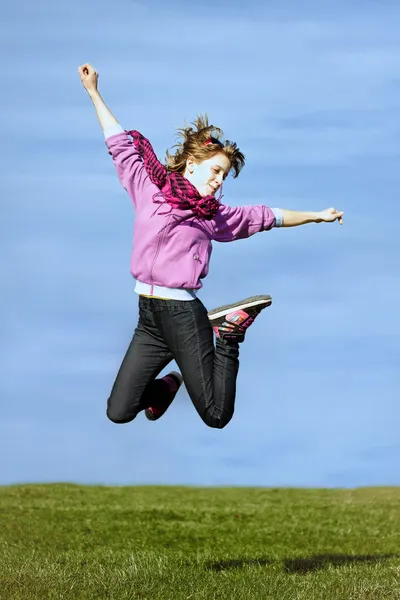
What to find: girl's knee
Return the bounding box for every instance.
[106,400,136,424]
[210,421,228,430]
[203,412,233,429]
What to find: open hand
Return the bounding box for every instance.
[78,63,99,95]
[317,207,344,225]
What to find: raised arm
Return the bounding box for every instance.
[78,64,119,131]
[78,63,151,208]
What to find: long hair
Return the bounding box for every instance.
[165,114,245,178]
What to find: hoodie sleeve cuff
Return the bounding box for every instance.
[271,208,284,227]
[104,124,125,140]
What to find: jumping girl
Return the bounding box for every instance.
[78,63,344,429]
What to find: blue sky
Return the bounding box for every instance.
[2,0,400,488]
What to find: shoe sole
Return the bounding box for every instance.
[207,295,272,321]
[145,371,183,421]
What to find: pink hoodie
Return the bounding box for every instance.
[106,132,279,291]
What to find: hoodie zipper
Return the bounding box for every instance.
[149,214,173,293]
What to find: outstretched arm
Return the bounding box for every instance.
[279,208,344,227]
[78,64,120,131]
[212,204,343,243]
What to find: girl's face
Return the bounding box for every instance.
[185,153,231,197]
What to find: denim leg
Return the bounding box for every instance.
[153,298,240,429]
[106,299,173,424]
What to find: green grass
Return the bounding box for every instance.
[1,485,400,599]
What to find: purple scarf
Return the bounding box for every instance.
[127,130,220,220]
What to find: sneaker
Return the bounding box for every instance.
[145,371,183,421]
[208,295,272,343]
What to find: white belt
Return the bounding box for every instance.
[134,281,198,301]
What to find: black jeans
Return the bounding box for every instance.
[106,296,240,428]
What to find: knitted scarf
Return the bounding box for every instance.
[127,130,220,220]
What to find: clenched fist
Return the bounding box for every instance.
[78,63,99,95]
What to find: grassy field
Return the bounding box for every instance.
[1,485,400,599]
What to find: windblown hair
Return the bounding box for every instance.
[165,114,245,178]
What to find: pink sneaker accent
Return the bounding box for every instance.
[208,296,271,343]
[212,309,256,342]
[145,371,183,421]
